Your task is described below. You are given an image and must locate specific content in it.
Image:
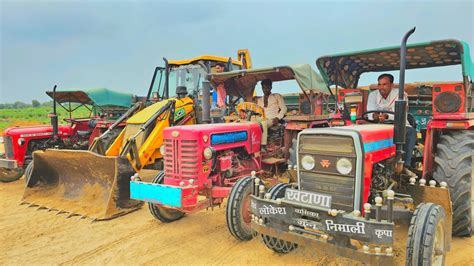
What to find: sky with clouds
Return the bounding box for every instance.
[1,0,473,103]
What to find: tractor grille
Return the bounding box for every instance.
[4,136,14,158]
[299,171,355,212]
[298,134,356,212]
[163,139,199,179]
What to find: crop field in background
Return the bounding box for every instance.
[0,106,91,134]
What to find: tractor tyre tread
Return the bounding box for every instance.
[226,176,254,241]
[0,167,24,183]
[433,130,473,236]
[147,171,185,223]
[261,183,297,254]
[406,203,446,265]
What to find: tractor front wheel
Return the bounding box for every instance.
[406,203,447,266]
[261,183,298,254]
[0,167,24,183]
[147,171,185,223]
[433,130,473,236]
[226,176,254,241]
[24,162,34,185]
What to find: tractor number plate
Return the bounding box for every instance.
[284,188,332,208]
[130,181,182,208]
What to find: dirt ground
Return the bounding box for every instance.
[1,175,473,265]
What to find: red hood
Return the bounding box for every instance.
[165,122,260,135]
[3,125,74,137]
[164,122,262,154]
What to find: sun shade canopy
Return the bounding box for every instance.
[46,88,133,108]
[316,39,473,89]
[208,64,330,98]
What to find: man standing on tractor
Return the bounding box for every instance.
[367,73,417,177]
[255,79,287,151]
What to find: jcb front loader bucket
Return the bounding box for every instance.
[22,149,143,220]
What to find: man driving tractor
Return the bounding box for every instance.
[367,73,417,177]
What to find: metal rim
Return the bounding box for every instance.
[241,191,252,225]
[431,220,445,266]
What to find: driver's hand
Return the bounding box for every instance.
[372,112,380,122]
[272,118,279,126]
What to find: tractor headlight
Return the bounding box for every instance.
[159,145,166,156]
[203,147,215,160]
[301,155,315,170]
[336,158,352,175]
[17,138,25,146]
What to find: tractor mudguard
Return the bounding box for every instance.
[22,149,143,220]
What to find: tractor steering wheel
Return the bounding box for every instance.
[236,102,266,120]
[362,110,395,124]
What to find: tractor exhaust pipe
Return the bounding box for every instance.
[163,58,170,99]
[394,27,416,167]
[50,85,59,139]
[201,81,211,124]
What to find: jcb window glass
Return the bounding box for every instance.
[168,64,207,98]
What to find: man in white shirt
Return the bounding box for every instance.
[255,79,287,150]
[367,73,417,177]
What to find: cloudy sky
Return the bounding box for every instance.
[1,0,473,103]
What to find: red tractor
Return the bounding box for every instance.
[226,29,473,264]
[0,86,134,182]
[129,64,333,222]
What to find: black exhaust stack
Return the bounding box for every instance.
[394,27,416,166]
[163,57,170,99]
[201,81,211,124]
[50,85,59,139]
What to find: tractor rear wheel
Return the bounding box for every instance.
[406,203,446,266]
[261,183,298,254]
[433,130,473,236]
[0,167,24,183]
[226,176,254,241]
[147,171,185,223]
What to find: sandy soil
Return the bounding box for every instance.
[1,178,473,265]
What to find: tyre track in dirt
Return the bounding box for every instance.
[60,226,157,264]
[1,179,473,265]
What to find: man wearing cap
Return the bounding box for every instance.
[255,79,287,151]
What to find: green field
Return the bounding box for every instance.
[0,106,91,133]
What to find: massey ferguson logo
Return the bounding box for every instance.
[320,159,331,168]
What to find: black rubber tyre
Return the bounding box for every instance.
[406,203,447,266]
[102,128,123,150]
[0,167,24,183]
[226,176,254,241]
[261,183,298,254]
[147,171,185,223]
[24,162,34,185]
[433,130,473,236]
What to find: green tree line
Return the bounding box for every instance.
[0,100,53,109]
